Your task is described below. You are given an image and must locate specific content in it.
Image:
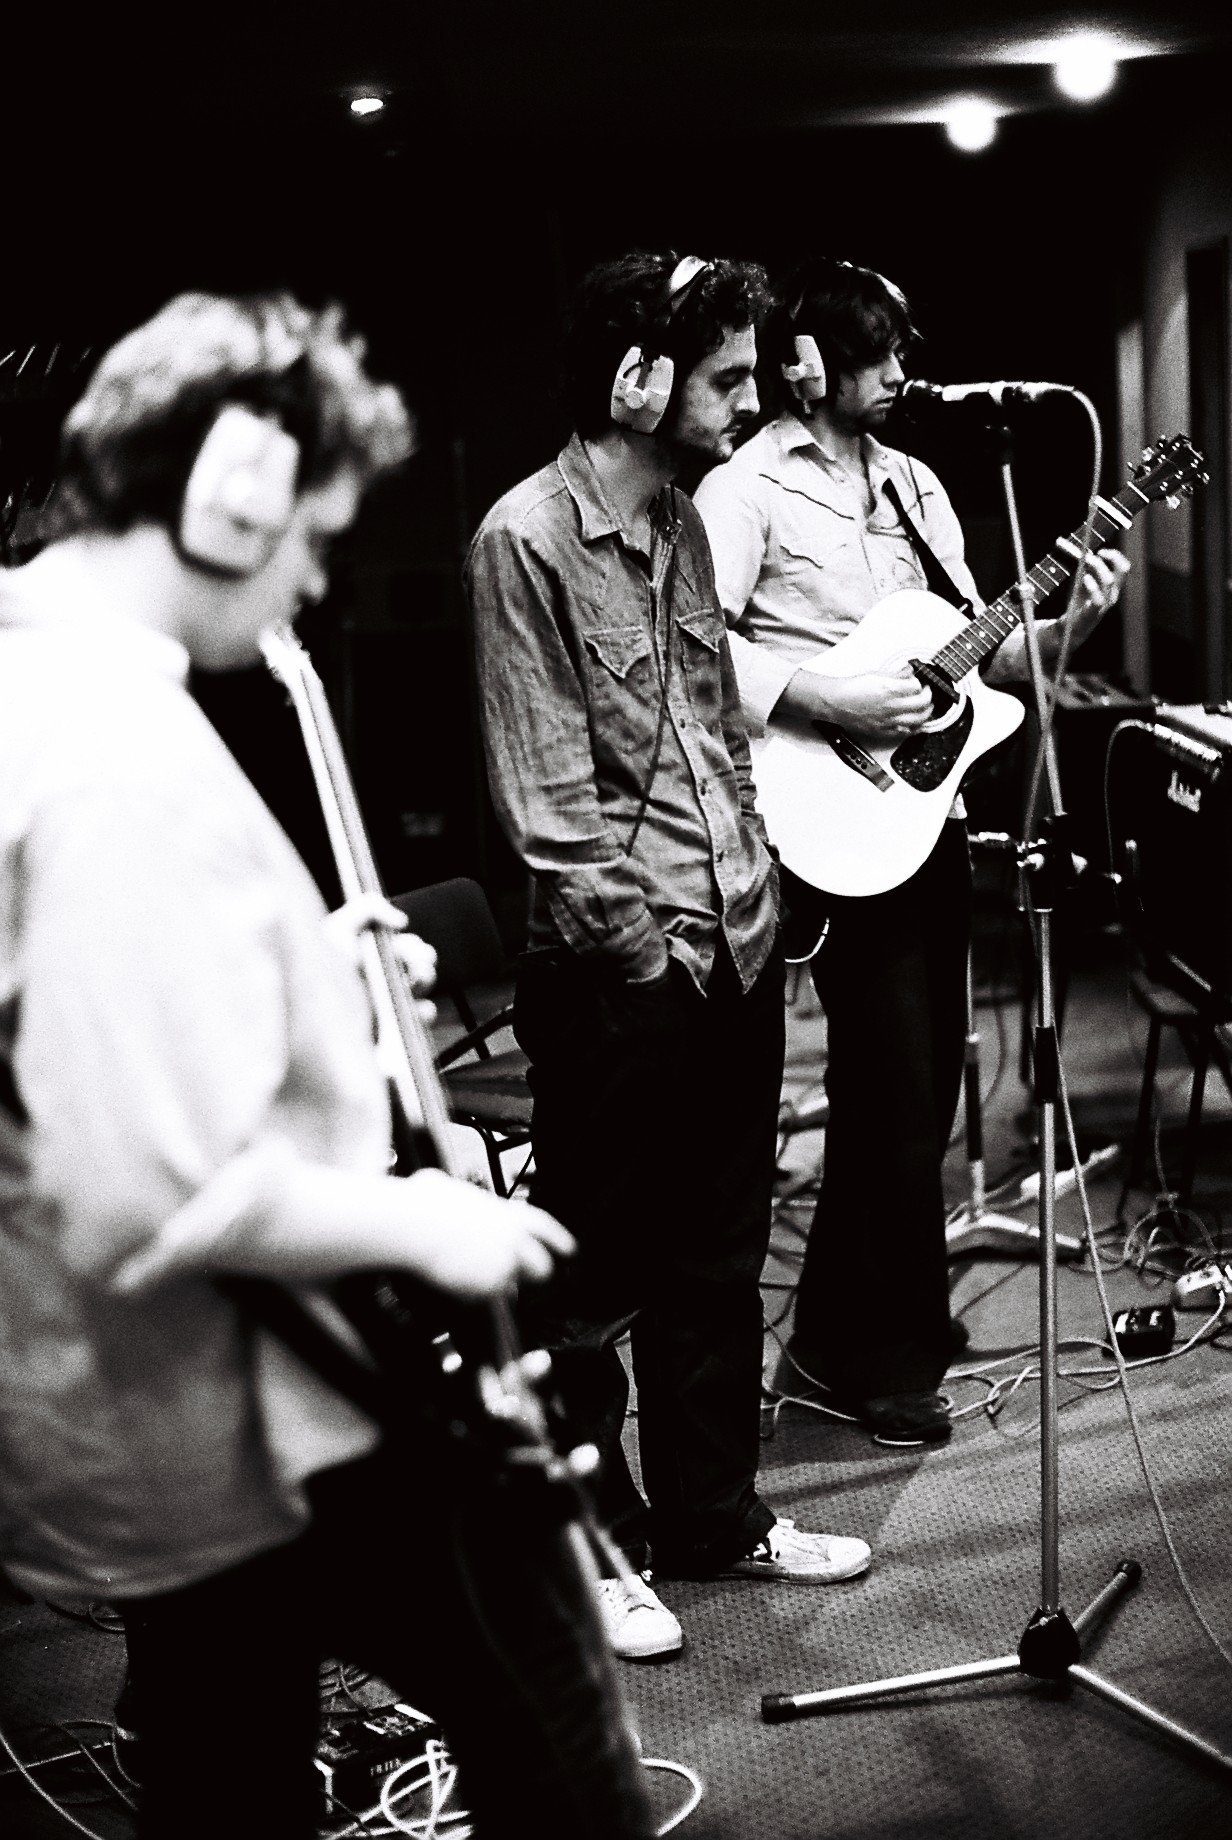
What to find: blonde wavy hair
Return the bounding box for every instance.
[45,291,414,540]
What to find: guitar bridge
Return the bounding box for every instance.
[811,721,894,791]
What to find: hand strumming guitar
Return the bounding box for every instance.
[776,659,934,742]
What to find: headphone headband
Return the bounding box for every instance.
[784,257,854,331]
[665,254,710,301]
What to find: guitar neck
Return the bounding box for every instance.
[931,484,1141,680]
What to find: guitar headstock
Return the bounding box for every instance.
[1133,435,1208,509]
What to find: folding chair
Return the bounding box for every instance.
[392,878,533,1196]
[1117,964,1232,1223]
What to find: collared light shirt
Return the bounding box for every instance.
[694,411,981,736]
[465,434,778,993]
[0,584,388,1600]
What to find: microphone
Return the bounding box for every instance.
[900,379,1071,408]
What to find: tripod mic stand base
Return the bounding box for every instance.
[946,1210,1083,1261]
[761,1560,1232,1773]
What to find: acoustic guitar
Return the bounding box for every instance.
[750,435,1206,897]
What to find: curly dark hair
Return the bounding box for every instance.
[43,292,413,542]
[562,251,772,440]
[769,257,919,405]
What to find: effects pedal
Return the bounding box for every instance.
[316,1705,440,1813]
[1106,1304,1175,1359]
[1170,1260,1232,1312]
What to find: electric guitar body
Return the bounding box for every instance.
[749,435,1208,899]
[752,589,1024,898]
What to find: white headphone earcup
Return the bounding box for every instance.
[180,405,300,574]
[610,346,676,433]
[781,334,827,405]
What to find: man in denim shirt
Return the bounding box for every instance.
[695,257,1128,1450]
[466,253,872,1662]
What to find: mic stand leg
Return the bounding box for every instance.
[945,940,1082,1260]
[761,834,1232,1776]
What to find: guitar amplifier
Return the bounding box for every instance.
[1106,705,1232,1009]
[1053,674,1157,873]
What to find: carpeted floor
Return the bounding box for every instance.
[3,923,1231,1837]
[620,1288,1232,1840]
[617,930,1232,1840]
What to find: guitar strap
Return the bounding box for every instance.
[882,475,974,619]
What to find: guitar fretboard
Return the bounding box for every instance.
[930,485,1143,681]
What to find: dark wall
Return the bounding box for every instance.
[3,50,1225,925]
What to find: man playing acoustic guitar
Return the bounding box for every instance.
[695,256,1128,1448]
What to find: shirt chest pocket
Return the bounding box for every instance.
[774,495,857,579]
[865,515,930,592]
[675,605,726,730]
[581,624,661,754]
[584,624,653,680]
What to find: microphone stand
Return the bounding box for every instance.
[946,423,1082,1264]
[760,422,1232,1778]
[944,929,1082,1260]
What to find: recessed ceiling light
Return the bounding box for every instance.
[1053,33,1118,102]
[349,96,385,117]
[945,100,998,152]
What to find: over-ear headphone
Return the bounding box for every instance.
[178,404,301,575]
[782,335,827,406]
[780,276,828,408]
[610,255,712,433]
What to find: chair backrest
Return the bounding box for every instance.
[391,878,509,996]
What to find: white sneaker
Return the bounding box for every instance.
[595,1572,684,1660]
[720,1517,871,1583]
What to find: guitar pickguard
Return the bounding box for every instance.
[890,699,974,789]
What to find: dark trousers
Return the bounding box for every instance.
[513,937,785,1575]
[117,1449,653,1840]
[791,821,971,1399]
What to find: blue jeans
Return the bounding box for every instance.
[513,936,784,1575]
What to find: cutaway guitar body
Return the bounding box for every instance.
[752,590,1023,897]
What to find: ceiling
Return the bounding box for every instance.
[1,1,1227,349]
[8,4,1231,141]
[215,2,1231,131]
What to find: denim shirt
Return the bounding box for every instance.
[465,435,778,992]
[694,412,981,734]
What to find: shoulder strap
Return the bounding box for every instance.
[882,475,973,619]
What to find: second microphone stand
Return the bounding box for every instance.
[760,419,1232,1778]
[763,821,1232,1771]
